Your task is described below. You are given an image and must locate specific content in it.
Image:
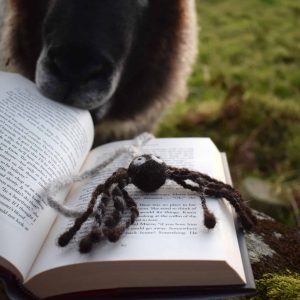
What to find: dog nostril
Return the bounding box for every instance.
[83,60,113,83]
[84,66,104,82]
[45,46,114,82]
[46,48,64,78]
[47,47,56,60]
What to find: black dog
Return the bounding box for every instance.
[0,0,197,144]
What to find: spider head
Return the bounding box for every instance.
[128,154,167,192]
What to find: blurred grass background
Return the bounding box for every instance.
[156,0,300,225]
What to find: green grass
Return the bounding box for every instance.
[156,0,300,222]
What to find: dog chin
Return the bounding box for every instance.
[67,69,121,111]
[35,55,120,112]
[65,90,112,111]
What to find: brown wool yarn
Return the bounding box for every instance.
[128,154,167,192]
[58,154,257,253]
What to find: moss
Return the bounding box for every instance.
[156,0,300,223]
[158,90,300,179]
[155,2,300,298]
[251,219,300,277]
[251,272,300,300]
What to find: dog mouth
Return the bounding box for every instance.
[35,48,122,111]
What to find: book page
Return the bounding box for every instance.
[27,138,245,284]
[0,72,94,279]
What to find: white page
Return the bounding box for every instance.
[0,72,94,279]
[27,138,245,283]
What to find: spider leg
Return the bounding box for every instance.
[94,193,110,226]
[123,189,139,225]
[79,193,110,253]
[168,174,216,229]
[167,166,256,230]
[103,185,124,229]
[198,190,217,229]
[103,188,139,242]
[101,170,131,242]
[201,181,256,230]
[80,170,130,252]
[79,169,131,252]
[79,223,104,253]
[58,184,104,247]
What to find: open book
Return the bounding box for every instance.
[0,72,255,299]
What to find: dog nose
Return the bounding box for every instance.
[46,45,113,83]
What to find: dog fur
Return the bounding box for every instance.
[0,0,198,144]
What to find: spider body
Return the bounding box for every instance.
[128,154,167,192]
[58,154,257,253]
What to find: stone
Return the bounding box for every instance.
[242,177,291,222]
[247,210,300,278]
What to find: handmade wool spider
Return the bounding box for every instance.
[58,154,257,253]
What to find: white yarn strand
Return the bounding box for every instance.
[45,133,154,217]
